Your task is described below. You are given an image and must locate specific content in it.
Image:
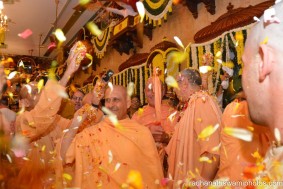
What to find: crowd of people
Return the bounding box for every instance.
[0,1,283,189]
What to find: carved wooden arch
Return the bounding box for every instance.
[146,47,181,81]
[194,0,275,43]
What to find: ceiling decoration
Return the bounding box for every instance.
[194,0,275,43]
[185,0,216,18]
[143,0,173,27]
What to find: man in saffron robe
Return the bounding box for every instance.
[166,68,222,188]
[132,74,177,174]
[62,85,163,189]
[216,91,273,181]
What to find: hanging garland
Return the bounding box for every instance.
[143,0,173,27]
[91,27,112,59]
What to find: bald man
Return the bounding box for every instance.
[61,85,163,189]
[242,1,283,182]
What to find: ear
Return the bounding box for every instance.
[258,44,274,82]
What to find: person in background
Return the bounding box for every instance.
[216,91,273,181]
[58,89,85,119]
[127,94,141,118]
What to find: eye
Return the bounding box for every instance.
[105,98,111,103]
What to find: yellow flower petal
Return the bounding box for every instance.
[63,173,72,181]
[126,170,143,189]
[198,124,219,141]
[54,28,66,42]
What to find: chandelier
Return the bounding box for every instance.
[0,0,8,31]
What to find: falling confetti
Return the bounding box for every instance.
[63,129,70,133]
[137,108,144,116]
[6,154,12,163]
[165,75,179,89]
[54,28,66,42]
[18,29,33,39]
[77,115,82,122]
[167,51,188,64]
[211,143,221,152]
[108,150,113,164]
[82,53,93,70]
[275,0,282,4]
[261,37,269,45]
[199,66,212,74]
[63,173,72,181]
[126,170,143,189]
[7,71,17,79]
[24,84,32,94]
[86,22,102,37]
[136,1,145,23]
[57,89,69,99]
[17,105,25,115]
[41,145,46,152]
[168,111,177,122]
[37,79,44,93]
[107,82,114,93]
[173,36,185,49]
[216,59,223,64]
[223,127,253,142]
[215,51,222,58]
[79,0,91,5]
[274,127,281,145]
[198,124,219,141]
[199,156,212,163]
[113,162,121,173]
[23,157,30,161]
[18,60,25,67]
[253,16,260,22]
[231,114,245,118]
[127,82,135,97]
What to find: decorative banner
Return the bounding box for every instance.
[91,27,112,59]
[112,63,151,105]
[187,23,255,95]
[143,0,173,27]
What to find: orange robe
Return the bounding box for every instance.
[65,118,164,189]
[132,103,177,135]
[15,80,71,188]
[217,100,273,181]
[166,91,222,187]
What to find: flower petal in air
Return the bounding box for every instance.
[165,75,179,89]
[223,127,253,142]
[127,82,135,97]
[198,124,219,141]
[136,1,145,23]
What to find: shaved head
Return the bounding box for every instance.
[105,85,130,120]
[242,2,283,128]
